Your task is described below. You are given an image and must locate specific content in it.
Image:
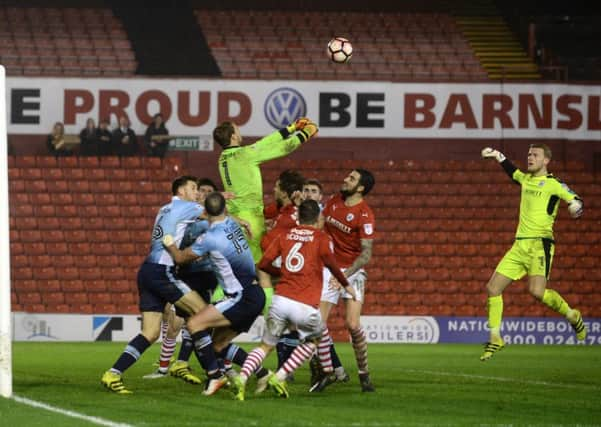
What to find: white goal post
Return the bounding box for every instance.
[0,64,13,398]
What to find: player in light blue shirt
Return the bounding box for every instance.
[163,191,266,395]
[101,176,210,394]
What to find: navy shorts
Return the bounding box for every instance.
[215,285,265,333]
[177,269,218,303]
[137,262,191,313]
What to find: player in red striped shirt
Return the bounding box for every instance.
[230,199,356,400]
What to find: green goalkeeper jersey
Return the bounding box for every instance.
[218,130,303,213]
[512,169,579,239]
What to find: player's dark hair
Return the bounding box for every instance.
[205,192,226,216]
[278,169,305,199]
[298,199,321,224]
[355,168,375,196]
[213,121,236,149]
[529,143,552,160]
[172,175,197,195]
[304,178,323,193]
[197,177,218,192]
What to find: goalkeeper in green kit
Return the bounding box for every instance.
[480,144,586,361]
[213,118,318,310]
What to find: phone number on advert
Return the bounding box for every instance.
[501,335,600,345]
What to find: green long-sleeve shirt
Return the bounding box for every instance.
[218,129,303,213]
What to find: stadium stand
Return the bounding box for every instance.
[195,9,489,81]
[0,6,136,76]
[8,156,601,339]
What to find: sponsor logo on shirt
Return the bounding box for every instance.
[326,215,351,233]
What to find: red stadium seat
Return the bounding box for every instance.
[15,217,37,230]
[94,303,118,314]
[63,168,86,180]
[36,156,58,168]
[78,157,100,168]
[63,230,87,243]
[15,156,36,168]
[42,168,64,180]
[121,157,143,169]
[62,280,86,292]
[33,267,57,280]
[67,292,89,305]
[87,168,106,180]
[91,243,113,256]
[95,194,117,206]
[53,193,73,205]
[55,205,78,217]
[100,156,121,168]
[68,180,91,194]
[19,292,42,305]
[105,169,128,181]
[57,157,78,168]
[78,205,99,217]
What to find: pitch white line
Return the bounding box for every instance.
[407,369,600,390]
[12,395,134,427]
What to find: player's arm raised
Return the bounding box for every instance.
[162,234,200,264]
[251,118,319,164]
[343,238,373,278]
[481,147,524,184]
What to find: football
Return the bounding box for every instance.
[327,37,353,63]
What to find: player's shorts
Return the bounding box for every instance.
[214,284,265,333]
[230,209,266,263]
[263,295,324,347]
[321,268,366,305]
[496,238,555,281]
[137,262,192,312]
[177,269,218,303]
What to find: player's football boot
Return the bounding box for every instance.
[268,373,289,398]
[254,370,271,395]
[143,369,168,379]
[230,374,246,401]
[479,337,505,361]
[309,372,337,393]
[168,361,202,385]
[309,355,322,386]
[567,309,587,341]
[335,368,350,383]
[202,374,228,396]
[359,373,375,392]
[101,371,132,394]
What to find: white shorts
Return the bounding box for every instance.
[320,268,366,305]
[262,295,324,347]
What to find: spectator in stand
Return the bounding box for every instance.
[79,118,99,156]
[97,119,113,156]
[46,121,73,156]
[112,115,138,157]
[145,113,171,158]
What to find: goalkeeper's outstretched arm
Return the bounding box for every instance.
[481,147,519,182]
[252,118,319,163]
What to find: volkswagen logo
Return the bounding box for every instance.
[264,87,307,129]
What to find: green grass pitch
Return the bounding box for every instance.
[1,342,600,426]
